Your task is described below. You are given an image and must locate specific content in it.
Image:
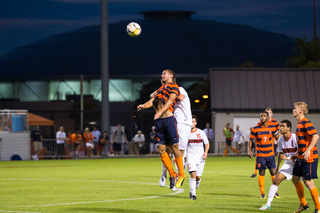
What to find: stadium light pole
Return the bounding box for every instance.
[314,0,317,39]
[101,0,110,134]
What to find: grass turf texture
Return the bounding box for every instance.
[0,157,318,213]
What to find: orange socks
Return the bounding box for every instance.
[160,153,175,177]
[310,187,320,209]
[224,148,228,157]
[175,155,185,177]
[294,182,307,206]
[232,147,239,153]
[258,175,265,194]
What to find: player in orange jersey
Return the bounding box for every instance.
[291,102,320,213]
[137,69,185,190]
[248,111,280,199]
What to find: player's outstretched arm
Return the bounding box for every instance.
[137,98,154,111]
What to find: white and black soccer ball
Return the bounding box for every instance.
[126,22,142,37]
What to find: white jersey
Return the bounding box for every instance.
[277,133,298,165]
[174,87,192,127]
[187,128,209,162]
[233,130,243,142]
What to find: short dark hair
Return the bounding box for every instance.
[192,115,197,122]
[280,119,292,130]
[260,110,269,116]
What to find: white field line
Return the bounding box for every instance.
[0,178,184,208]
[0,211,41,213]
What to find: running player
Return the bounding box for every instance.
[291,102,320,213]
[223,123,239,157]
[187,115,210,200]
[137,69,185,189]
[259,119,302,210]
[159,86,192,189]
[248,111,280,199]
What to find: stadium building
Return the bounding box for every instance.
[0,11,302,143]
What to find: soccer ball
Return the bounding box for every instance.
[126,22,141,37]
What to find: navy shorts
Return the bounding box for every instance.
[113,142,121,151]
[154,116,179,146]
[256,155,276,170]
[226,139,232,146]
[293,158,318,180]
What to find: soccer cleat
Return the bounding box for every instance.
[190,195,196,200]
[314,209,319,213]
[175,174,186,188]
[260,194,266,199]
[294,204,309,213]
[251,173,257,178]
[159,175,166,187]
[169,173,177,189]
[259,204,270,210]
[171,186,178,192]
[189,191,192,199]
[274,192,281,198]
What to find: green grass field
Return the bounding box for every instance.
[0,156,319,213]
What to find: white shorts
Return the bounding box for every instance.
[177,123,191,151]
[187,158,205,177]
[150,143,157,152]
[86,143,94,148]
[278,161,294,180]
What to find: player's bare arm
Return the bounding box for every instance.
[137,98,154,111]
[248,138,253,159]
[154,93,177,120]
[177,94,185,101]
[302,133,319,161]
[202,143,210,160]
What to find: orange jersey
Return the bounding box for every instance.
[296,117,318,163]
[153,83,180,113]
[70,133,83,144]
[250,123,278,157]
[83,132,94,143]
[258,118,279,140]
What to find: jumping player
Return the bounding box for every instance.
[187,115,210,200]
[248,111,280,199]
[259,119,302,210]
[291,102,320,213]
[137,69,185,189]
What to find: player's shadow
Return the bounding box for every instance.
[69,207,161,213]
[206,192,256,198]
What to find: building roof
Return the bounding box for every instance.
[209,68,320,112]
[0,11,296,81]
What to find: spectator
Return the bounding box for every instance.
[134,130,145,155]
[70,131,83,156]
[98,131,109,156]
[56,126,66,159]
[203,123,214,153]
[31,124,43,161]
[83,127,94,159]
[233,125,245,153]
[112,124,128,155]
[92,126,101,156]
[150,126,157,154]
[66,131,73,156]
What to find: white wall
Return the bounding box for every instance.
[214,112,320,143]
[0,132,30,161]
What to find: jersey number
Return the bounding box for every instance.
[263,137,267,142]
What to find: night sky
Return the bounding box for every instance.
[0,0,319,56]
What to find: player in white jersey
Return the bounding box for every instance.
[259,119,303,210]
[187,115,210,200]
[158,87,192,190]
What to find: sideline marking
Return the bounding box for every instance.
[0,211,41,213]
[0,178,184,208]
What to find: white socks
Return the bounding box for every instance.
[162,163,167,177]
[196,179,201,189]
[267,184,278,207]
[189,178,196,196]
